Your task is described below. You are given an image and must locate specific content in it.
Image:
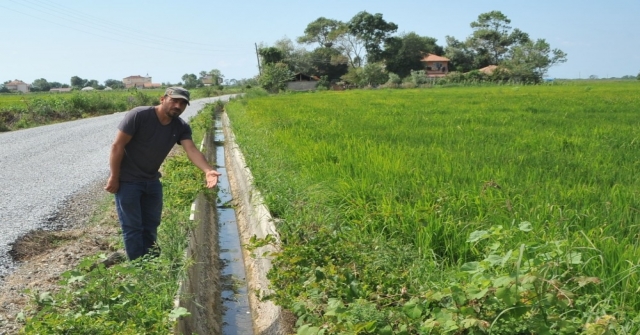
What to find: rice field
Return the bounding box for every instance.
[227,82,640,333]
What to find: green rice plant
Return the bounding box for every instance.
[226,81,640,333]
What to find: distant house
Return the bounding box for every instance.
[50,87,72,93]
[201,75,217,86]
[5,80,30,93]
[123,75,160,89]
[421,54,450,77]
[287,73,319,91]
[81,87,95,91]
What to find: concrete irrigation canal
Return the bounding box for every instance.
[175,109,290,335]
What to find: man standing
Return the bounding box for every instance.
[104,87,221,260]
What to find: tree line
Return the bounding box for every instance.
[0,68,245,93]
[257,10,570,91]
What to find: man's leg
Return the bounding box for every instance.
[140,180,163,257]
[115,181,146,260]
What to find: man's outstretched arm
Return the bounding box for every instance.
[181,139,221,188]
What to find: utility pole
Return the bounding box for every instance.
[255,43,262,75]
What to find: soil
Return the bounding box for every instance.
[0,182,121,335]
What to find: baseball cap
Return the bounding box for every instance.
[165,87,190,105]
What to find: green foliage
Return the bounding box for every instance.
[226,83,640,334]
[347,11,398,62]
[383,32,443,78]
[259,47,285,65]
[297,17,342,48]
[409,69,429,85]
[259,63,294,92]
[0,90,163,131]
[22,255,184,334]
[181,73,200,89]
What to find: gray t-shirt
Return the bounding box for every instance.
[117,106,192,181]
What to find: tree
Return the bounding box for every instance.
[333,22,366,68]
[49,82,65,89]
[104,79,125,89]
[347,11,398,63]
[258,62,293,92]
[86,79,99,88]
[31,78,51,92]
[208,69,224,85]
[297,17,342,48]
[308,47,349,81]
[382,32,443,78]
[70,76,87,88]
[274,37,316,75]
[502,39,567,82]
[259,47,285,65]
[444,36,477,72]
[467,11,530,66]
[361,62,388,86]
[181,73,200,89]
[637,71,640,80]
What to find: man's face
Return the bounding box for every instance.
[162,96,188,118]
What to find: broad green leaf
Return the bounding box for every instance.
[168,307,190,321]
[461,318,478,329]
[496,286,517,306]
[466,287,489,300]
[492,276,514,288]
[421,318,437,331]
[567,252,582,264]
[485,254,503,266]
[467,230,488,243]
[403,299,423,319]
[461,261,480,273]
[379,324,393,335]
[443,319,459,332]
[518,221,533,232]
[354,321,377,332]
[452,285,466,305]
[324,298,346,316]
[297,324,320,335]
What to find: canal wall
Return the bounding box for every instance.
[175,109,290,334]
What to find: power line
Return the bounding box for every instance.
[2,1,249,56]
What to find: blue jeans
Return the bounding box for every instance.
[115,180,163,260]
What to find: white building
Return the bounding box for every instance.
[4,80,30,93]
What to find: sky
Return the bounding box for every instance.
[1,0,639,85]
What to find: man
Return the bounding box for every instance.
[104,87,221,260]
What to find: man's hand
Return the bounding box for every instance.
[205,170,222,188]
[104,176,120,194]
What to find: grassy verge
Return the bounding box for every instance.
[227,83,640,334]
[18,104,219,334]
[0,86,241,131]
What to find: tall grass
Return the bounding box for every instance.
[226,82,640,332]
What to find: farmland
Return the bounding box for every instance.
[226,82,640,334]
[0,87,231,131]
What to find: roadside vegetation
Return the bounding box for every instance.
[17,103,220,333]
[226,81,640,334]
[0,86,242,132]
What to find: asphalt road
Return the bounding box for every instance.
[0,95,234,278]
